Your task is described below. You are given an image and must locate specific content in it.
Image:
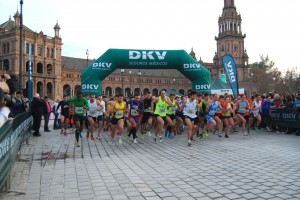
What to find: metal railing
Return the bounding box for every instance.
[0,112,32,191]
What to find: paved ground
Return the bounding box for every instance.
[1,122,300,200]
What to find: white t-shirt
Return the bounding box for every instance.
[98,100,106,116]
[0,106,10,128]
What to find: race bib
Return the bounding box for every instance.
[187,109,194,114]
[169,107,176,114]
[131,109,139,116]
[75,107,84,114]
[159,107,166,114]
[89,110,96,115]
[115,111,123,119]
[209,110,216,116]
[144,107,151,112]
[239,107,246,113]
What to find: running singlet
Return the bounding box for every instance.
[183,99,197,118]
[251,101,261,116]
[88,100,98,117]
[98,101,105,116]
[143,99,152,113]
[166,100,176,115]
[57,100,69,113]
[198,100,207,116]
[154,97,169,117]
[129,100,142,117]
[68,97,89,117]
[113,101,125,119]
[238,101,247,114]
[207,101,219,117]
[221,102,231,117]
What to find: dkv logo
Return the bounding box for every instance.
[92,62,112,68]
[82,84,99,90]
[184,63,201,69]
[224,61,236,83]
[195,85,211,90]
[129,51,167,60]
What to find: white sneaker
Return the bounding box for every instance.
[118,137,122,144]
[133,139,138,144]
[266,127,271,132]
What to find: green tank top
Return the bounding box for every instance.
[68,97,89,117]
[154,96,169,117]
[166,100,176,115]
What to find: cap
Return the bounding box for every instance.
[34,93,40,98]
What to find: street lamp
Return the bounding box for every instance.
[19,0,24,92]
[129,70,132,96]
[173,79,176,91]
[121,69,124,95]
[138,71,142,95]
[86,49,89,67]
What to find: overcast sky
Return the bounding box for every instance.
[1,0,300,73]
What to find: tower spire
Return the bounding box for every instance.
[224,0,235,8]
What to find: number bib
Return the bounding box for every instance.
[168,107,176,114]
[130,109,139,116]
[209,110,216,116]
[187,108,195,115]
[115,111,124,119]
[159,107,166,114]
[239,107,246,113]
[144,107,151,112]
[75,107,84,115]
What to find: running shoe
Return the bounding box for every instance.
[233,127,239,132]
[199,134,204,141]
[159,136,163,143]
[147,131,152,137]
[61,128,64,134]
[204,130,209,137]
[196,131,200,138]
[168,133,174,139]
[141,133,145,140]
[188,140,191,147]
[125,133,129,140]
[266,127,271,132]
[225,134,229,138]
[76,144,80,147]
[255,126,260,132]
[133,139,138,144]
[154,137,157,143]
[247,128,250,135]
[97,136,101,140]
[90,136,95,141]
[164,130,168,138]
[218,133,222,139]
[118,137,122,144]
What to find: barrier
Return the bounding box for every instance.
[270,108,300,129]
[0,112,32,191]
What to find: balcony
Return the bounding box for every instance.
[28,72,57,78]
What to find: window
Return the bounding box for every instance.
[51,48,54,58]
[2,44,6,54]
[38,47,43,56]
[6,43,9,53]
[46,48,50,57]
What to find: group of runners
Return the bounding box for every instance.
[54,89,267,147]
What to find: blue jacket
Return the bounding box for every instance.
[261,100,272,114]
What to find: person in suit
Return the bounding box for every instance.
[43,96,51,132]
[31,93,44,136]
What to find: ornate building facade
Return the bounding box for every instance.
[0,11,62,99]
[0,0,252,99]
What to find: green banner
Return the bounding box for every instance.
[81,49,211,95]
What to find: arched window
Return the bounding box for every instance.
[3,59,9,71]
[37,63,43,73]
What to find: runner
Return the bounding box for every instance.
[127,93,143,143]
[205,94,220,139]
[96,95,106,140]
[181,91,199,146]
[248,94,262,134]
[165,93,178,139]
[197,93,209,140]
[151,90,173,143]
[220,95,234,138]
[86,94,103,141]
[234,95,249,136]
[175,96,185,136]
[140,91,153,139]
[56,94,69,135]
[68,91,89,147]
[110,94,127,144]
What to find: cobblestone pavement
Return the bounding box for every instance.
[1,125,300,200]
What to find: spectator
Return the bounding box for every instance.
[43,96,51,132]
[285,95,294,109]
[11,91,26,117]
[294,95,300,112]
[0,88,11,128]
[272,94,282,108]
[261,95,273,131]
[31,93,44,136]
[53,97,60,130]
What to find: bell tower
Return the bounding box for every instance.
[214,0,249,81]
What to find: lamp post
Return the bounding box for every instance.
[138,71,141,95]
[129,70,132,96]
[121,69,124,95]
[86,49,89,67]
[19,0,24,92]
[173,79,176,91]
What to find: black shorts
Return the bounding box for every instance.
[220,116,231,119]
[111,117,123,125]
[88,116,97,122]
[166,114,176,121]
[74,115,84,125]
[97,115,104,122]
[141,112,152,124]
[61,111,70,118]
[154,114,167,123]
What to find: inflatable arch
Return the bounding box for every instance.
[81,49,211,95]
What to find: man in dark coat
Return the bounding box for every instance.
[43,96,51,132]
[11,91,26,117]
[31,93,44,136]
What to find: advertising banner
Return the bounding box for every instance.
[222,54,239,98]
